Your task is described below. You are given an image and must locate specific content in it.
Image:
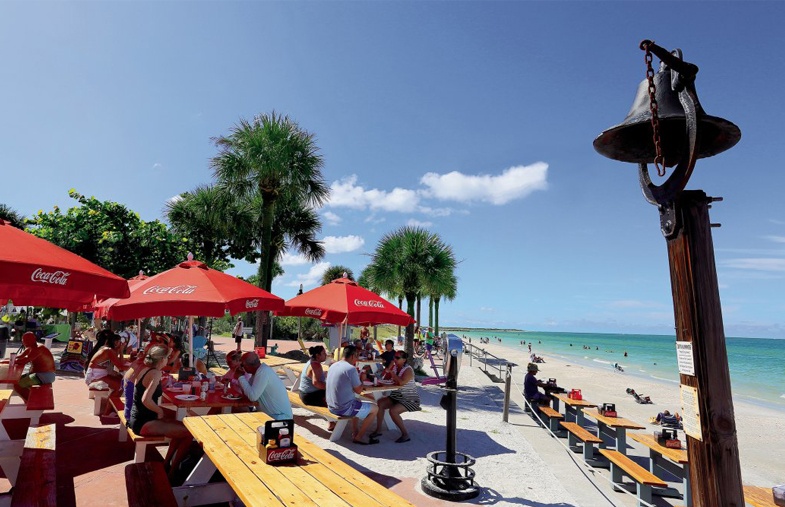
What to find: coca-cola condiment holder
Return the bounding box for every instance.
[257,419,298,465]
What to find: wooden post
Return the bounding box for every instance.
[664,190,744,507]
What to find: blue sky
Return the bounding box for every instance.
[2,2,785,338]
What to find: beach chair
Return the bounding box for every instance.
[297,337,308,354]
[191,335,207,360]
[421,346,447,385]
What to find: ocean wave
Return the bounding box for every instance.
[650,375,679,384]
[781,393,785,399]
[593,359,612,365]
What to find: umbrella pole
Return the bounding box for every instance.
[188,316,194,367]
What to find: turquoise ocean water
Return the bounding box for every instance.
[456,330,785,411]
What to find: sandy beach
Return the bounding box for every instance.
[291,337,783,507]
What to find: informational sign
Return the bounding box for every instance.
[675,341,695,376]
[680,384,703,441]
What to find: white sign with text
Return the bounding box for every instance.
[675,341,695,376]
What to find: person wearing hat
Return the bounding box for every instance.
[524,362,550,406]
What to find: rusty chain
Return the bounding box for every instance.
[643,42,666,177]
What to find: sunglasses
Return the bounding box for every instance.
[394,355,403,359]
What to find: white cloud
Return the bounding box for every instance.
[279,252,311,266]
[166,195,183,205]
[322,211,341,225]
[152,163,163,170]
[763,235,785,243]
[420,163,549,205]
[285,262,331,288]
[407,219,433,227]
[322,235,365,254]
[328,176,419,213]
[723,258,785,272]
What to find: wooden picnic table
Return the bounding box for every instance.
[162,386,256,421]
[584,410,645,453]
[179,412,418,507]
[551,392,597,426]
[0,361,24,389]
[260,356,302,368]
[629,432,691,506]
[743,485,779,507]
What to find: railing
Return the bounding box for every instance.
[462,341,514,381]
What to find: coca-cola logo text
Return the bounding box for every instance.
[245,299,259,309]
[31,268,71,286]
[304,308,322,316]
[142,285,197,295]
[354,299,384,308]
[266,446,297,463]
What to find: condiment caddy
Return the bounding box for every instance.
[257,419,298,464]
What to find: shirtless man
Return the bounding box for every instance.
[15,332,56,400]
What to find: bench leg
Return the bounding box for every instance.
[134,442,148,463]
[0,456,21,486]
[637,483,653,507]
[609,463,623,492]
[583,442,595,461]
[329,420,349,442]
[118,424,128,442]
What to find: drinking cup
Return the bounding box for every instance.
[184,384,193,395]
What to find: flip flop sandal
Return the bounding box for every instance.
[395,436,411,443]
[368,437,380,445]
[369,432,382,439]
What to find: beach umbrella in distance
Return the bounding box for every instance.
[101,254,285,360]
[278,276,414,327]
[0,219,130,310]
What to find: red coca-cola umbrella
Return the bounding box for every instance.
[92,271,150,320]
[102,255,284,321]
[0,219,130,310]
[102,254,285,360]
[279,277,414,327]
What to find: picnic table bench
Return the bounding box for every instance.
[125,461,178,507]
[585,410,645,453]
[537,405,565,434]
[287,390,353,441]
[551,392,597,425]
[629,431,690,505]
[10,423,57,507]
[109,397,168,463]
[599,448,667,507]
[560,421,604,466]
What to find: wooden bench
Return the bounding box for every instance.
[599,448,667,507]
[560,421,603,463]
[286,390,352,442]
[23,384,55,426]
[88,386,111,416]
[109,397,168,463]
[125,461,178,507]
[10,423,57,507]
[538,405,565,434]
[744,485,779,507]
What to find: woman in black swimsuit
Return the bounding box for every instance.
[128,345,192,480]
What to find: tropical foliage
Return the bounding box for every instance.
[365,226,458,357]
[28,190,189,279]
[321,265,354,285]
[0,204,24,228]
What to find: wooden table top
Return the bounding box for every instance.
[552,392,597,408]
[0,389,13,413]
[629,432,688,463]
[0,362,24,384]
[743,485,778,507]
[260,356,303,368]
[587,410,646,430]
[162,387,255,410]
[183,412,417,507]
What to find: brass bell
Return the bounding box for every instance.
[594,55,741,166]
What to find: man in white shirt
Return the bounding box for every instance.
[237,352,292,420]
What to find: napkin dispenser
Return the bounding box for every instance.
[772,484,784,506]
[599,403,617,417]
[568,389,582,400]
[258,419,298,464]
[547,378,558,387]
[655,428,681,449]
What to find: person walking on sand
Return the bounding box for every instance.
[232,316,244,351]
[326,345,379,445]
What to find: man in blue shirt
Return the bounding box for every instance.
[326,345,379,445]
[238,352,292,420]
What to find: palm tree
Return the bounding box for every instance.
[420,237,458,338]
[164,185,235,269]
[429,273,458,338]
[321,265,354,286]
[0,204,25,228]
[211,112,329,346]
[369,227,440,357]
